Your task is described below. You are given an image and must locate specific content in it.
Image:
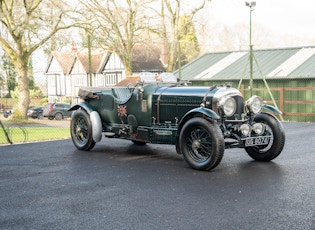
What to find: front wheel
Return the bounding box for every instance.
[245,113,285,161]
[70,109,96,151]
[179,117,225,171]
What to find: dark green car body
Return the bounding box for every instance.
[69,78,285,171]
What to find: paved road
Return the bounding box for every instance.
[0,122,314,230]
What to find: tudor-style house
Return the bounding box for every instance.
[45,45,166,104]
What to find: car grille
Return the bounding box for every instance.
[229,95,244,120]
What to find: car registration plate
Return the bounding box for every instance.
[244,136,271,147]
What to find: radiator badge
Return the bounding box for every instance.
[117,105,127,117]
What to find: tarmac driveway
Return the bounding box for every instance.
[0,122,314,230]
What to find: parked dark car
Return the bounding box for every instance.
[27,106,43,119]
[3,110,12,118]
[43,103,72,120]
[69,75,285,171]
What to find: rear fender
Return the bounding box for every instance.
[69,102,95,114]
[70,102,102,142]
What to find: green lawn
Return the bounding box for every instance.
[0,126,71,145]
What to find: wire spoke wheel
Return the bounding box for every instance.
[187,127,213,162]
[70,109,96,150]
[73,116,89,144]
[179,117,224,171]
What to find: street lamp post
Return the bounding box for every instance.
[245,1,256,96]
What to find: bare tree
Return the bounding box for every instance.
[0,0,81,119]
[81,0,152,76]
[158,0,209,72]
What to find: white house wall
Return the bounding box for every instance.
[104,53,124,70]
[48,58,63,73]
[71,74,88,98]
[71,58,89,97]
[102,53,126,86]
[65,76,72,96]
[46,58,66,102]
[47,74,57,96]
[46,52,131,102]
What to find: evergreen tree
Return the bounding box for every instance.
[0,52,17,98]
[179,14,200,66]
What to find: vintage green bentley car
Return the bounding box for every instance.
[69,75,285,171]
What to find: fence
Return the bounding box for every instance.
[240,86,315,122]
[0,98,43,111]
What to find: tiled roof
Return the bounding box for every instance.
[77,49,107,74]
[174,46,315,81]
[46,44,165,75]
[132,44,165,72]
[132,59,165,72]
[50,51,76,74]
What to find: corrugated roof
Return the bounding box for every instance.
[289,54,315,78]
[179,52,230,81]
[266,47,315,78]
[175,46,315,81]
[195,51,247,80]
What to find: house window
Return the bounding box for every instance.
[105,73,118,86]
[75,75,84,86]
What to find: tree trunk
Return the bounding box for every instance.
[167,41,178,72]
[122,54,133,76]
[15,58,30,120]
[124,62,133,77]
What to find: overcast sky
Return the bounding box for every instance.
[34,0,315,78]
[207,0,315,46]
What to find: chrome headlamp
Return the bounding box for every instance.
[218,96,236,117]
[252,123,266,135]
[239,124,251,136]
[246,95,263,114]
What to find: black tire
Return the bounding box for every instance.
[55,112,63,120]
[70,109,96,151]
[132,140,147,145]
[48,115,54,120]
[245,113,285,161]
[179,117,225,171]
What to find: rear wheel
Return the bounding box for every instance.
[55,112,63,120]
[179,117,224,171]
[70,109,96,150]
[245,113,285,161]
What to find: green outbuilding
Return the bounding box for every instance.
[174,46,315,122]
